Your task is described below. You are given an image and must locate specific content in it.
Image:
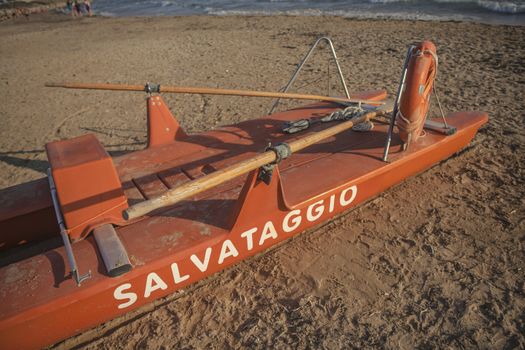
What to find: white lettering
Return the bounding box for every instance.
[329,194,335,213]
[171,262,190,283]
[282,209,302,232]
[259,221,278,245]
[113,185,361,310]
[340,185,357,206]
[218,239,239,264]
[241,228,257,250]
[114,283,137,309]
[307,200,325,222]
[190,248,212,272]
[144,272,168,298]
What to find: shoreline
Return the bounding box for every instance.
[2,11,524,29]
[100,13,525,27]
[0,1,524,26]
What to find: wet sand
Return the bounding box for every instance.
[0,13,524,349]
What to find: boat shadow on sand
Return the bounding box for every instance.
[136,117,399,230]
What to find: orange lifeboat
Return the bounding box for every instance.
[396,41,438,148]
[0,40,489,350]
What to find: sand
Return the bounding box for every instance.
[0,13,524,349]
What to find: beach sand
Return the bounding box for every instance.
[0,13,524,349]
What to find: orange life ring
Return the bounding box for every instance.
[396,41,437,148]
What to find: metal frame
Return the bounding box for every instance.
[268,37,350,115]
[93,224,132,277]
[382,45,415,162]
[47,168,91,286]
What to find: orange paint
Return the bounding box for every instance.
[0,87,487,349]
[45,134,128,241]
[147,95,187,148]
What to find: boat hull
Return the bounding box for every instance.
[0,98,487,349]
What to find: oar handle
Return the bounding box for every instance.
[123,103,392,221]
[45,82,384,105]
[45,82,145,92]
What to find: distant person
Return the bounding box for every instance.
[73,0,82,17]
[83,0,92,16]
[66,0,73,15]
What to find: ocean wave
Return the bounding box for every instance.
[206,8,473,22]
[367,0,412,3]
[477,0,525,13]
[97,11,117,17]
[366,0,525,14]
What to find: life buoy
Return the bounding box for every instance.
[396,41,438,148]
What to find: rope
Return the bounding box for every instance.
[282,104,370,134]
[425,49,450,129]
[397,109,420,133]
[258,142,292,184]
[321,104,365,122]
[433,81,448,129]
[282,119,310,134]
[266,143,292,164]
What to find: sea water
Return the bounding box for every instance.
[92,0,525,25]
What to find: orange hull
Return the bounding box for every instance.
[0,90,487,349]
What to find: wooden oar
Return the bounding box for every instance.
[45,82,384,106]
[123,101,393,221]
